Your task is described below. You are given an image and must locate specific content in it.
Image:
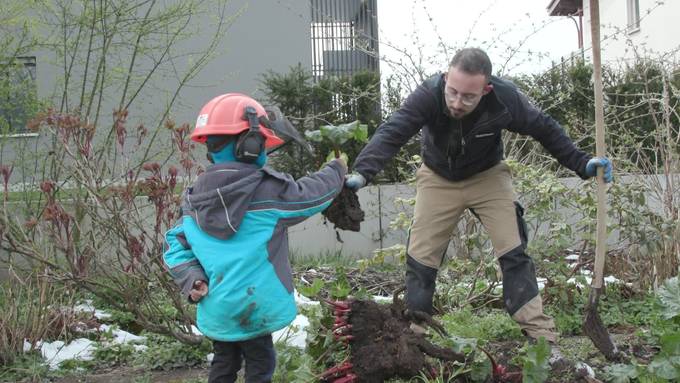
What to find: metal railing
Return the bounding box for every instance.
[310,0,379,79]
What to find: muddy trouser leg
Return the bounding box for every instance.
[467,162,558,342]
[209,340,242,383]
[406,164,465,314]
[241,334,276,383]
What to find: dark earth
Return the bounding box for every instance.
[346,299,466,382]
[323,187,365,232]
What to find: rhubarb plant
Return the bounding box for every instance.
[305,120,368,160]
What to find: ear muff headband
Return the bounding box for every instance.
[234,106,265,163]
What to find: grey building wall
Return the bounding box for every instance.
[1,0,313,186]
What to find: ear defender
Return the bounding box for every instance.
[234,105,265,163]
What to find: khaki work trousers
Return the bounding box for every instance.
[407,162,557,342]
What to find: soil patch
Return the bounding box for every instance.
[323,187,364,232]
[52,366,208,383]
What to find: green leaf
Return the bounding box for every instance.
[604,363,638,383]
[308,120,369,147]
[323,121,357,146]
[304,129,324,143]
[647,332,680,380]
[350,122,368,143]
[330,279,351,299]
[648,356,680,380]
[469,356,491,382]
[659,277,680,320]
[448,336,477,354]
[521,338,551,383]
[297,278,324,298]
[660,331,680,356]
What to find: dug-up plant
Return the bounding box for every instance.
[318,290,467,382]
[305,120,367,232]
[0,110,202,345]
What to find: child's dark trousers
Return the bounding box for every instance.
[208,334,275,383]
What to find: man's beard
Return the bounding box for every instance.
[448,108,468,119]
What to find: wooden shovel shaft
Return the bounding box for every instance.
[590,0,607,290]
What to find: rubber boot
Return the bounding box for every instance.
[405,255,438,315]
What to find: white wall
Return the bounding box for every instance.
[582,0,680,65]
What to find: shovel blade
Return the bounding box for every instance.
[583,287,619,361]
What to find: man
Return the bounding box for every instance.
[346,48,612,349]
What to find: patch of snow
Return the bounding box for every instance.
[273,314,309,348]
[564,254,580,261]
[294,290,320,306]
[567,275,622,287]
[191,325,203,336]
[73,299,112,320]
[537,277,547,290]
[575,362,596,378]
[206,353,214,363]
[372,295,392,303]
[39,338,95,370]
[99,324,146,344]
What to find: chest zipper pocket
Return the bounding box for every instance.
[474,132,495,139]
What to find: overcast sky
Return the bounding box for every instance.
[376,0,580,78]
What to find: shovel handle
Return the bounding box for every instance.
[591,0,607,289]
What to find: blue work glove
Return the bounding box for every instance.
[585,157,613,183]
[345,173,366,191]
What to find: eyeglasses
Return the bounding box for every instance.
[444,86,483,107]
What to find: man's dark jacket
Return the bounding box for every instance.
[354,73,592,182]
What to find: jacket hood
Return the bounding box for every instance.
[181,162,264,240]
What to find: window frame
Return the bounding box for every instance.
[626,0,641,34]
[0,56,39,137]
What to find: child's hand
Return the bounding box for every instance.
[326,151,348,171]
[189,280,208,302]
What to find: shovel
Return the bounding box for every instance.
[582,0,620,361]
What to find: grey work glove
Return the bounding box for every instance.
[344,173,366,191]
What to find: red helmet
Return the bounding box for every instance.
[191,93,285,148]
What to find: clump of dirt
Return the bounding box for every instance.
[325,294,465,382]
[323,187,365,232]
[348,300,429,381]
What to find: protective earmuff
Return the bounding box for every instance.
[234,105,265,163]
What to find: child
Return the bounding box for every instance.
[163,93,346,382]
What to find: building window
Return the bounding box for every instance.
[310,0,379,80]
[627,0,640,32]
[0,56,38,134]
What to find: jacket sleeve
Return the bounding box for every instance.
[163,220,207,303]
[353,84,436,183]
[259,159,347,226]
[507,89,592,179]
